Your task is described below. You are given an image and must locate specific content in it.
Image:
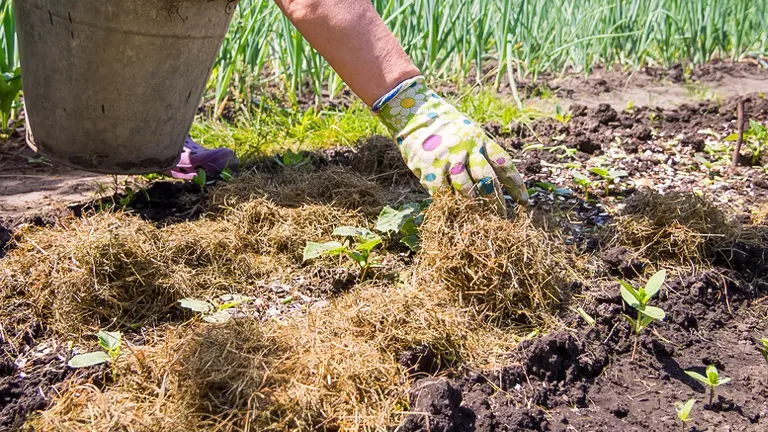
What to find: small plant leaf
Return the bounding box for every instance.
[97,331,122,351]
[333,226,376,240]
[644,270,666,298]
[705,364,718,383]
[589,167,610,178]
[619,279,642,307]
[203,310,232,323]
[179,298,215,314]
[68,351,111,368]
[685,370,711,386]
[356,236,383,253]
[375,205,418,233]
[637,305,666,320]
[303,241,345,261]
[717,377,731,385]
[676,399,696,422]
[401,234,420,251]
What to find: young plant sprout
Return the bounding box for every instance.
[179,294,256,323]
[757,337,768,366]
[725,120,767,165]
[274,149,310,168]
[619,269,667,360]
[572,173,594,201]
[68,330,122,369]
[304,226,384,281]
[685,365,730,406]
[192,168,207,190]
[375,201,429,251]
[589,167,629,196]
[675,398,696,431]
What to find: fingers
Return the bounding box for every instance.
[485,140,529,205]
[468,151,507,216]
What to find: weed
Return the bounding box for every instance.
[619,270,667,360]
[554,104,572,124]
[685,364,730,406]
[219,167,235,182]
[675,398,696,431]
[0,68,21,134]
[68,330,122,369]
[571,306,596,327]
[178,294,256,324]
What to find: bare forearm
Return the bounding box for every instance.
[273,0,420,106]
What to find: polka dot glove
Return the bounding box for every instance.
[374,76,528,206]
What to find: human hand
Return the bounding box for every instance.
[374,77,528,207]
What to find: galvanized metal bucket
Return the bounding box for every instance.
[15,0,236,174]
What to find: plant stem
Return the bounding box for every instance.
[709,387,714,406]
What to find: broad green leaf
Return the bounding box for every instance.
[356,236,382,253]
[179,298,214,314]
[401,234,420,251]
[685,370,710,386]
[348,250,367,268]
[589,167,610,178]
[644,270,666,298]
[638,305,666,321]
[723,133,739,142]
[203,310,232,323]
[375,205,417,233]
[333,226,376,239]
[68,351,111,368]
[619,279,642,307]
[97,331,122,351]
[303,241,345,261]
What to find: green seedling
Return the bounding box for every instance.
[375,200,429,251]
[274,149,310,168]
[619,270,667,360]
[179,294,256,323]
[192,168,207,190]
[726,120,768,165]
[554,104,572,124]
[685,365,730,406]
[757,337,768,366]
[68,330,122,369]
[675,398,696,431]
[572,173,594,201]
[589,167,629,196]
[219,167,235,182]
[304,226,383,281]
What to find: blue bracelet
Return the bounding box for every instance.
[371,75,425,113]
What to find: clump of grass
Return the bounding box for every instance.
[416,193,583,326]
[0,172,368,342]
[29,278,515,431]
[604,190,762,265]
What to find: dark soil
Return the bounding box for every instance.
[398,264,768,431]
[0,353,70,432]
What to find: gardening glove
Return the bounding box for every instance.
[373,76,528,207]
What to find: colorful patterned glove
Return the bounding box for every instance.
[373,76,528,206]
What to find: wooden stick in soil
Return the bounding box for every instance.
[731,99,746,167]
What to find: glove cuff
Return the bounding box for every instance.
[371,75,425,113]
